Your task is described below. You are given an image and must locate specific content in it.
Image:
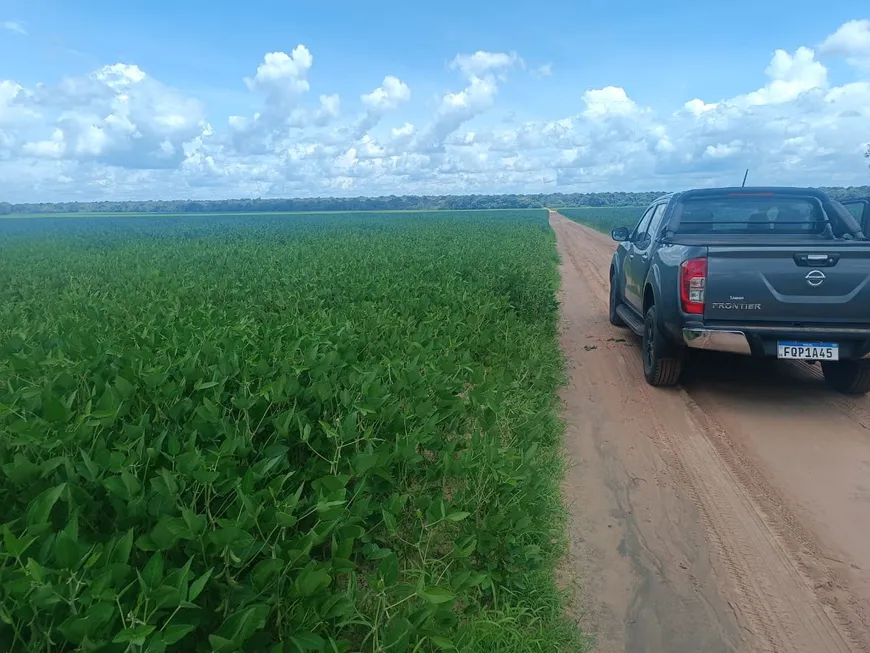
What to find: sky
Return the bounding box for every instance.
[1,0,869,203]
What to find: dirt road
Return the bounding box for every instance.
[551,212,870,653]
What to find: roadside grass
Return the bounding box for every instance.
[457,569,585,652]
[0,210,588,652]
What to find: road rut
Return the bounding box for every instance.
[552,212,870,653]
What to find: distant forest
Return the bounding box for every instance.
[2,187,869,215]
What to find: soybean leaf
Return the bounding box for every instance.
[382,617,412,653]
[43,397,69,423]
[445,511,471,522]
[295,567,331,597]
[114,375,135,399]
[188,566,213,601]
[215,604,269,646]
[162,624,196,645]
[113,625,156,645]
[26,483,66,526]
[430,635,457,650]
[54,530,80,569]
[141,551,164,590]
[417,587,455,605]
[289,632,325,651]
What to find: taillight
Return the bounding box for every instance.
[680,257,707,314]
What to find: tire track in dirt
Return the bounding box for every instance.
[551,212,870,653]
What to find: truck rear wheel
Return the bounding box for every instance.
[642,305,682,387]
[821,360,870,395]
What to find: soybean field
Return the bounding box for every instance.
[0,211,585,652]
[557,206,642,233]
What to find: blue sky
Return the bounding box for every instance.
[1,1,869,201]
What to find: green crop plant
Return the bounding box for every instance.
[0,211,586,652]
[558,206,643,233]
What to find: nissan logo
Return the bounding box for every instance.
[805,270,826,287]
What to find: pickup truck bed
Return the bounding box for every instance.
[608,187,870,393]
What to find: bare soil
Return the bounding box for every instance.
[551,212,870,653]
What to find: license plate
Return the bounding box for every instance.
[777,341,839,360]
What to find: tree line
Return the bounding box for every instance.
[2,187,868,215]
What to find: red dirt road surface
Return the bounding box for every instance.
[551,212,870,653]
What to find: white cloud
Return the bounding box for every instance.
[350,75,411,140]
[704,141,743,159]
[388,122,416,151]
[1,20,870,202]
[244,47,313,108]
[0,80,39,125]
[314,94,341,125]
[1,20,26,35]
[683,99,718,116]
[737,47,828,106]
[12,63,209,169]
[361,75,410,112]
[406,50,523,155]
[582,86,642,118]
[229,46,347,154]
[391,122,415,138]
[450,51,522,79]
[820,19,870,68]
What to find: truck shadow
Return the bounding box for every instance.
[680,350,840,402]
[616,330,869,407]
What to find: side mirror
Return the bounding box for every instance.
[611,227,630,242]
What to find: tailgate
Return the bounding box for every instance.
[704,245,870,323]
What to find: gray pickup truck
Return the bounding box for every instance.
[608,187,870,393]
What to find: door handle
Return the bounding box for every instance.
[794,253,840,267]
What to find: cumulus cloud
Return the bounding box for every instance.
[406,50,523,156]
[0,80,39,125]
[582,86,643,118]
[739,47,828,106]
[244,47,313,109]
[13,63,209,169]
[820,19,870,68]
[1,20,869,202]
[350,75,410,139]
[361,75,410,112]
[450,51,523,79]
[313,94,341,126]
[230,46,348,154]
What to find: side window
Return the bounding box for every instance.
[634,203,666,249]
[646,204,668,238]
[843,201,865,222]
[631,206,656,240]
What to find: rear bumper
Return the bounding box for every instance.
[682,326,870,359]
[683,329,752,354]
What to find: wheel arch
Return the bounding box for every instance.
[643,283,656,315]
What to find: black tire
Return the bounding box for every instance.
[609,274,626,327]
[821,360,870,395]
[642,305,682,387]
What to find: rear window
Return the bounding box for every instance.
[845,202,865,221]
[673,196,827,236]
